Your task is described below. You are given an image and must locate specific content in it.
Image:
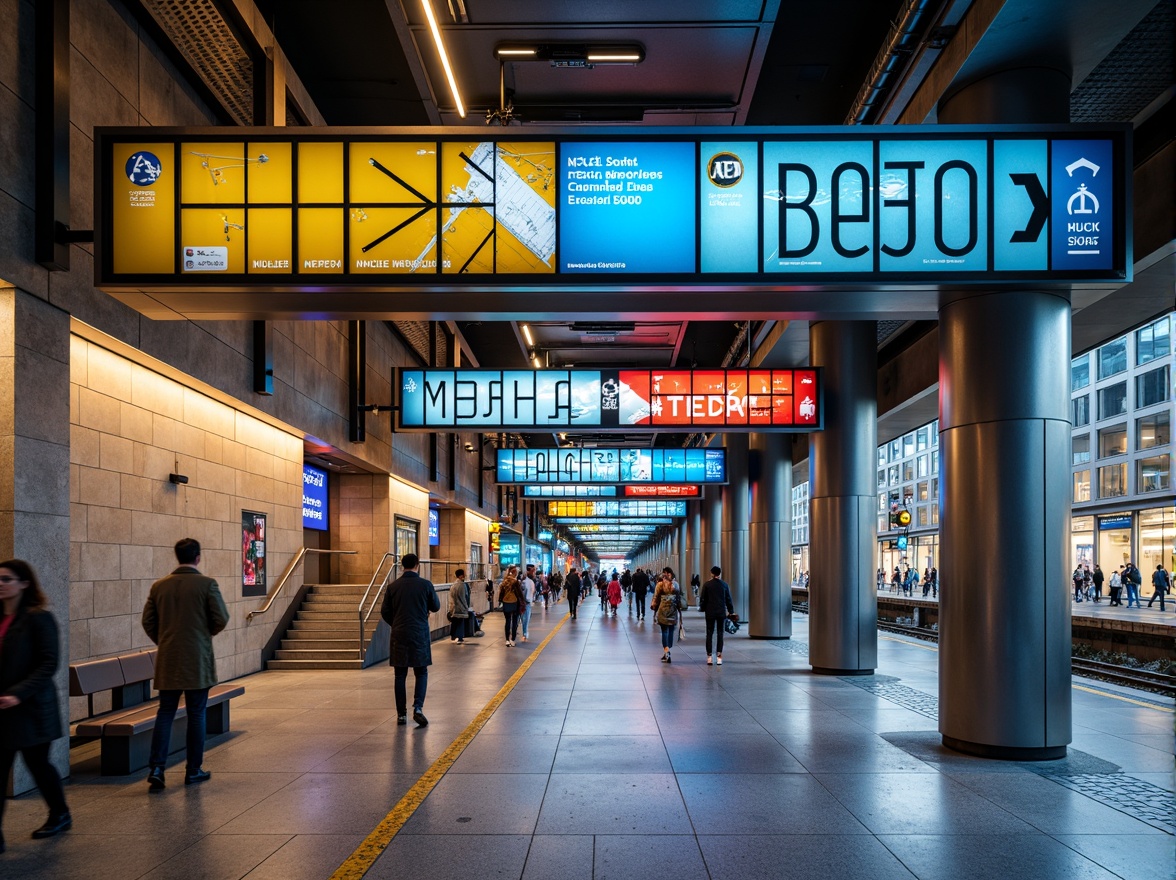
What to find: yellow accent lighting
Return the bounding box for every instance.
[421,0,466,118]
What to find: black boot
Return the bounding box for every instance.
[31,812,72,839]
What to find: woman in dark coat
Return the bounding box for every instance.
[0,559,71,852]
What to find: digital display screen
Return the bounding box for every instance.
[397,368,821,432]
[547,501,687,517]
[623,485,700,497]
[555,518,674,526]
[521,485,618,498]
[98,126,1129,295]
[428,508,440,546]
[497,533,521,567]
[495,447,727,485]
[302,464,328,531]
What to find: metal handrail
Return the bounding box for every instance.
[246,548,357,621]
[359,557,489,658]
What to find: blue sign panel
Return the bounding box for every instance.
[521,485,618,498]
[993,139,1048,272]
[302,464,328,530]
[428,508,439,546]
[546,500,687,517]
[560,141,696,273]
[495,447,727,485]
[1051,139,1114,272]
[1098,515,1132,531]
[498,533,521,568]
[701,142,758,272]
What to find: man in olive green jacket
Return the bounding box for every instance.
[141,538,230,790]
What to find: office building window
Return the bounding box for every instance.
[1138,455,1170,493]
[902,433,915,458]
[1098,383,1127,420]
[1137,411,1171,450]
[888,465,899,486]
[1136,316,1170,365]
[1072,395,1090,427]
[1097,463,1127,498]
[916,427,929,450]
[1071,355,1090,391]
[1098,424,1127,458]
[1072,434,1090,465]
[1098,337,1127,380]
[1073,469,1091,503]
[917,480,929,502]
[1135,365,1170,408]
[917,454,929,477]
[902,460,914,482]
[877,469,886,489]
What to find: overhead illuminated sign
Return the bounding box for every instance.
[96,125,1130,305]
[547,501,687,517]
[522,485,618,498]
[496,447,727,485]
[623,485,700,497]
[498,532,521,567]
[397,368,821,432]
[556,518,673,526]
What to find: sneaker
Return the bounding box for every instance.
[147,766,166,790]
[666,652,671,663]
[397,715,407,725]
[707,655,713,665]
[717,656,723,665]
[413,710,428,727]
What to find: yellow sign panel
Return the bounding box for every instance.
[112,143,175,274]
[110,137,557,278]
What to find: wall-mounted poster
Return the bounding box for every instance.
[242,510,267,597]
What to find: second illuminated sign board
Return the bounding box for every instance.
[398,368,821,432]
[496,447,727,484]
[547,501,687,517]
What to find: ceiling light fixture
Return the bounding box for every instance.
[422,0,466,118]
[494,43,645,67]
[532,353,542,368]
[521,323,534,346]
[585,52,642,63]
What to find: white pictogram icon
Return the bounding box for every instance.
[1067,183,1099,215]
[403,378,417,393]
[798,397,816,419]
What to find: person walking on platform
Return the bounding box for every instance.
[891,567,901,593]
[698,565,735,666]
[498,566,524,646]
[449,568,470,643]
[565,568,582,619]
[607,573,623,616]
[0,559,71,850]
[597,571,609,611]
[521,564,538,641]
[1092,565,1104,603]
[381,553,440,727]
[652,571,683,663]
[142,539,230,790]
[1124,561,1143,607]
[485,576,495,612]
[622,568,633,612]
[1108,566,1124,605]
[1147,564,1171,611]
[632,567,651,621]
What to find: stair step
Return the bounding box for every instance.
[289,619,378,631]
[301,603,363,613]
[274,648,362,660]
[267,659,364,670]
[297,610,357,620]
[280,638,358,650]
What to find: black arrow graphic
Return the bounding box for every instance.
[1009,173,1049,243]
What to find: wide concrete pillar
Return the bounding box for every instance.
[0,287,71,792]
[749,432,791,638]
[700,482,722,590]
[936,67,1071,760]
[808,321,877,675]
[721,433,750,623]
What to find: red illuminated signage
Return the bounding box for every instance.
[623,485,701,497]
[618,369,819,428]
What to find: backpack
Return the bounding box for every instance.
[656,590,680,626]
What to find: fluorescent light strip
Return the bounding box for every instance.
[498,48,537,57]
[420,0,466,118]
[586,53,641,62]
[521,324,534,346]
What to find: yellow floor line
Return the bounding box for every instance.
[882,634,1172,713]
[330,613,570,880]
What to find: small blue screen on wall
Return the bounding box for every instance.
[559,142,696,274]
[302,465,328,530]
[428,509,440,546]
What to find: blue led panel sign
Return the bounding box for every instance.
[497,533,521,567]
[302,464,328,530]
[495,448,727,485]
[396,368,821,432]
[97,125,1130,308]
[521,485,618,498]
[547,501,687,517]
[428,508,439,546]
[555,518,674,526]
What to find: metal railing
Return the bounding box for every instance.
[245,548,356,621]
[358,557,489,659]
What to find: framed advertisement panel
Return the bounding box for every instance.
[241,510,267,597]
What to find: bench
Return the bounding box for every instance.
[69,651,244,776]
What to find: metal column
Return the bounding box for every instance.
[700,480,723,591]
[721,433,750,623]
[808,321,877,675]
[749,432,792,638]
[935,67,1072,760]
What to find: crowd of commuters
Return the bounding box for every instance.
[1073,561,1171,611]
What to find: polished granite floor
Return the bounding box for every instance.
[3,600,1173,879]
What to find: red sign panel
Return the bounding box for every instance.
[618,369,820,429]
[623,485,701,497]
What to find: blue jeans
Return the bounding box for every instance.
[1126,583,1140,606]
[660,623,676,649]
[394,666,428,714]
[149,687,209,770]
[521,603,533,638]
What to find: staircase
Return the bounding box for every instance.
[267,583,380,670]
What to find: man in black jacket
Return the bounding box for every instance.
[381,554,440,727]
[632,567,651,621]
[698,565,734,666]
[565,568,582,619]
